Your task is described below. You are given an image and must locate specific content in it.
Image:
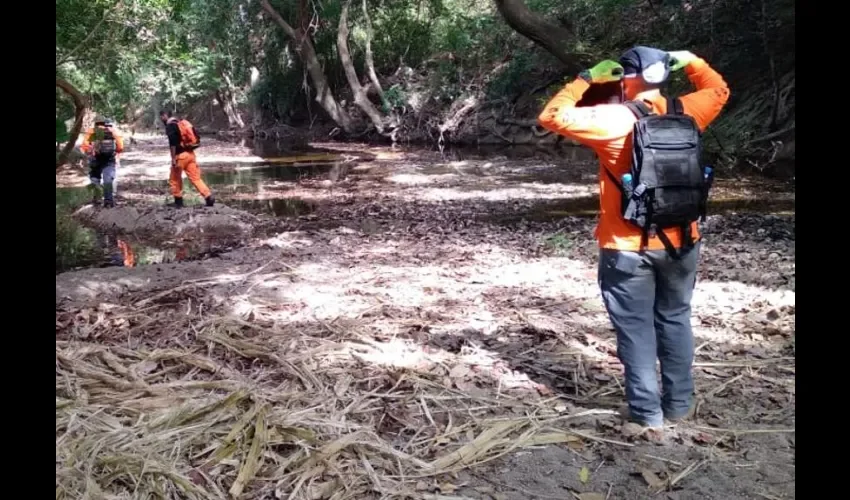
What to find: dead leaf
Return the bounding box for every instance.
[692,432,714,445]
[333,375,352,397]
[640,469,666,489]
[449,362,471,378]
[523,431,580,446]
[131,360,159,377]
[187,469,205,486]
[535,382,554,396]
[579,466,590,483]
[306,479,339,500]
[700,367,731,378]
[567,440,585,451]
[621,422,644,437]
[577,494,606,500]
[438,482,458,493]
[415,480,430,491]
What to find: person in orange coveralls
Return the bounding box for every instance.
[537,47,730,432]
[80,117,124,208]
[159,110,215,208]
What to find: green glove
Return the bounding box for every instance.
[578,60,624,84]
[668,51,697,71]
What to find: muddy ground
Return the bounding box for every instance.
[56,135,794,499]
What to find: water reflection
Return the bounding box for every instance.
[203,162,347,186]
[101,234,200,268]
[228,197,315,217]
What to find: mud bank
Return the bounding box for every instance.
[74,204,258,241]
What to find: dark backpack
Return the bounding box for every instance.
[93,127,117,161]
[605,97,710,259]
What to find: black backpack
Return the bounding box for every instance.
[93,127,117,161]
[605,97,710,259]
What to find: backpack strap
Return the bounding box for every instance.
[603,167,623,193]
[655,224,697,261]
[656,228,680,260]
[666,96,684,115]
[624,100,651,118]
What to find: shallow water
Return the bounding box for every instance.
[227,197,316,217]
[56,187,244,273]
[57,141,793,274]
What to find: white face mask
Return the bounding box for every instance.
[641,61,668,84]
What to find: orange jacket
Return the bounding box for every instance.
[80,125,124,156]
[537,58,730,252]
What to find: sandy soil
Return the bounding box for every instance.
[56,136,794,499]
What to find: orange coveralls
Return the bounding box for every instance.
[165,118,211,199]
[537,58,730,251]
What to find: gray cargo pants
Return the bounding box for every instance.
[89,157,118,203]
[598,242,700,427]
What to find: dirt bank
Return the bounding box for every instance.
[75,203,257,239]
[56,136,794,499]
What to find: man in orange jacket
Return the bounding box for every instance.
[159,110,214,207]
[538,46,730,431]
[80,117,124,207]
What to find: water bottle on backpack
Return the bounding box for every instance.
[622,173,633,198]
[703,166,714,186]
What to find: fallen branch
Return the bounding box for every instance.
[745,125,795,145]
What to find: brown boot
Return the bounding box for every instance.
[664,403,696,424]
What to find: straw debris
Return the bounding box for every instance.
[56,309,596,499]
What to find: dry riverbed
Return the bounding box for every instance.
[56,135,794,500]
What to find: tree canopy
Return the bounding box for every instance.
[56,0,795,166]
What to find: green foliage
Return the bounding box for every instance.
[57,0,257,123]
[56,118,70,143]
[56,188,97,272]
[542,232,573,255]
[53,0,792,159]
[488,52,535,98]
[383,85,406,110]
[56,213,96,272]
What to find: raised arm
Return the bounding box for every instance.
[537,61,635,145]
[112,129,125,154]
[669,52,731,131]
[79,128,94,155]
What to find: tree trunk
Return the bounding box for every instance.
[493,0,583,72]
[259,0,354,133]
[151,97,161,131]
[217,88,244,129]
[56,77,87,170]
[338,0,386,133]
[217,70,245,129]
[361,0,386,106]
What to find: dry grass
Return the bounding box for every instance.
[56,312,603,500]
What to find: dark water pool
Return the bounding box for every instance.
[56,187,246,273]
